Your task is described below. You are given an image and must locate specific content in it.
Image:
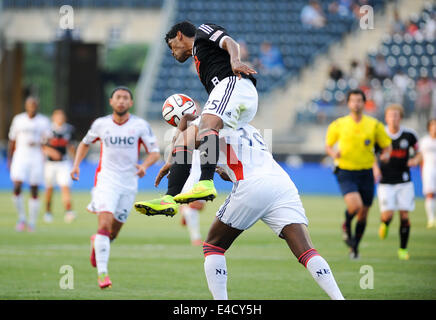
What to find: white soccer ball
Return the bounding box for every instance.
[162,93,197,127]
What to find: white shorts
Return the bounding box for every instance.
[87,185,136,223]
[422,168,436,195]
[44,160,72,188]
[377,182,415,212]
[10,153,44,185]
[216,176,308,236]
[202,76,258,129]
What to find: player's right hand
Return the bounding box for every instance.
[71,166,80,181]
[154,162,171,187]
[231,60,257,80]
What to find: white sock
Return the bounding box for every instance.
[28,198,40,227]
[12,194,26,223]
[306,255,345,300]
[425,198,435,223]
[183,207,201,241]
[95,233,110,274]
[204,253,228,300]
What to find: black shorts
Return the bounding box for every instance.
[335,168,375,207]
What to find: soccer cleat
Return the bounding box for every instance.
[27,224,35,233]
[64,211,76,224]
[378,222,389,240]
[173,180,217,204]
[349,247,360,260]
[15,221,27,232]
[43,212,54,223]
[134,195,178,217]
[90,234,96,268]
[97,273,112,289]
[398,248,410,260]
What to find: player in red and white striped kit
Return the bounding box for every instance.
[71,87,160,289]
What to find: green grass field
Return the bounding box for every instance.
[0,191,435,300]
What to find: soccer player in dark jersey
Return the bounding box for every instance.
[43,109,77,223]
[373,104,420,260]
[137,21,258,211]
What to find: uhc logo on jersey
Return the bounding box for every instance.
[104,136,135,148]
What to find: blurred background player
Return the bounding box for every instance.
[43,109,77,224]
[7,96,51,232]
[373,104,420,260]
[325,89,392,259]
[163,21,258,205]
[419,119,436,229]
[71,86,160,289]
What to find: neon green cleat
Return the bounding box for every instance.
[134,195,178,217]
[398,248,410,260]
[378,222,389,240]
[173,180,217,204]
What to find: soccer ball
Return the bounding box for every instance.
[162,93,197,127]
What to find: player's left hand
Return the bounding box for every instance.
[135,164,147,178]
[231,60,257,80]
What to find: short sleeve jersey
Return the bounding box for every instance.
[377,127,418,184]
[46,123,75,161]
[82,114,159,193]
[193,23,256,94]
[326,114,391,170]
[8,112,51,159]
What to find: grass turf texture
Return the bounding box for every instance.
[0,191,435,300]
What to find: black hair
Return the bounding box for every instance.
[165,21,197,45]
[110,86,133,99]
[346,89,366,103]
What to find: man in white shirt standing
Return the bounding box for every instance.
[71,86,160,289]
[7,96,51,232]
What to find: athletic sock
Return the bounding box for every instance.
[166,146,193,196]
[95,230,111,274]
[28,197,40,228]
[198,129,219,181]
[382,217,392,226]
[299,248,345,300]
[399,219,410,249]
[425,197,435,224]
[203,242,228,300]
[12,194,26,223]
[182,206,201,242]
[353,219,367,251]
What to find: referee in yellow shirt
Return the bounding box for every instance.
[326,89,392,259]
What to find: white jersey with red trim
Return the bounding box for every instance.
[82,114,159,193]
[420,135,436,173]
[217,124,287,183]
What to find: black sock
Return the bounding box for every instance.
[382,218,392,226]
[354,219,367,251]
[198,129,219,181]
[344,210,355,238]
[166,146,192,196]
[399,219,410,249]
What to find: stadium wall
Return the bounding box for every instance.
[0,159,424,198]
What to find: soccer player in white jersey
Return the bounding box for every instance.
[419,119,436,228]
[71,86,160,289]
[136,115,345,300]
[7,96,51,232]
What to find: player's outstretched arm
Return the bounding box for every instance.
[221,37,257,79]
[71,142,90,181]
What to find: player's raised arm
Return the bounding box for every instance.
[221,37,257,79]
[71,141,90,181]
